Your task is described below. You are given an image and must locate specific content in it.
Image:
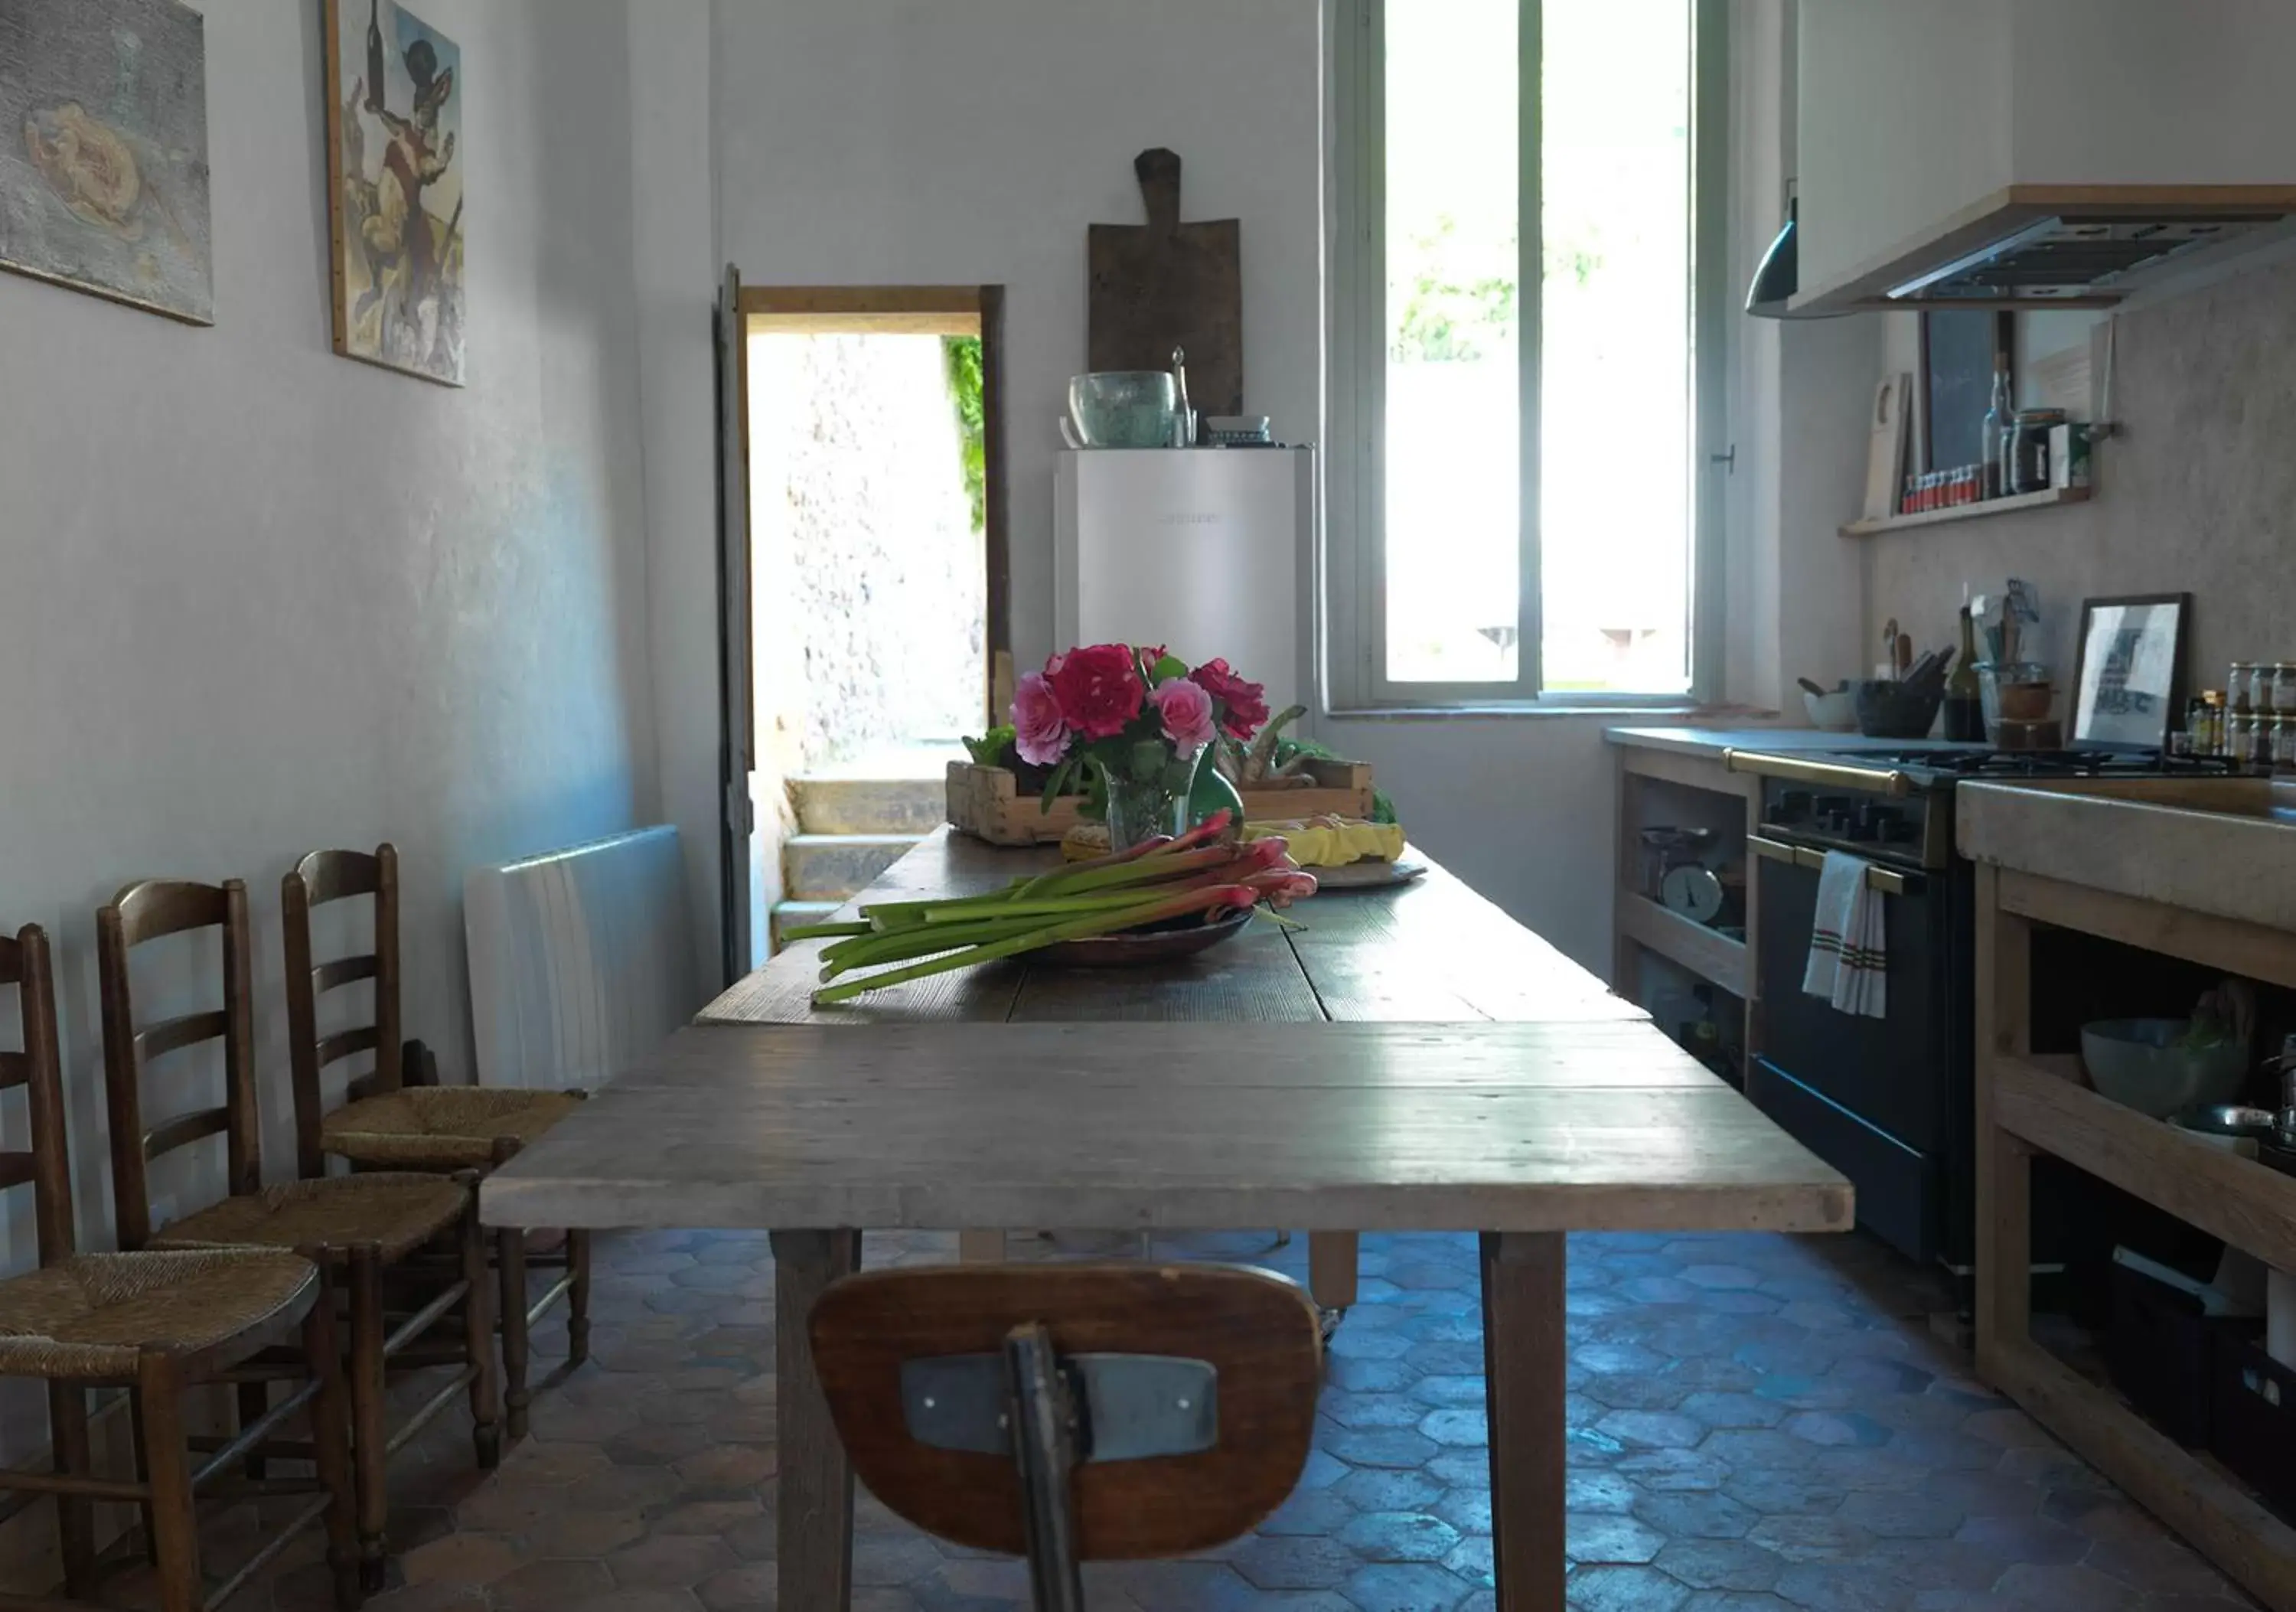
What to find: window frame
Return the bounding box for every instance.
[1323,0,1729,714]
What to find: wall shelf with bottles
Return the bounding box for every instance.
[1840,485,2089,540]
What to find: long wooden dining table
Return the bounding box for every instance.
[482,830,1851,1610]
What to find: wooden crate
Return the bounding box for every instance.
[945,759,1376,847]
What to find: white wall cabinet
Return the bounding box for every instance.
[1795,1,2296,312]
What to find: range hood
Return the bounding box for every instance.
[1784,186,2296,316]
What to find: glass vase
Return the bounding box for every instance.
[1095,746,1203,851]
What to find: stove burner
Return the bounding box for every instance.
[1805,747,2239,783]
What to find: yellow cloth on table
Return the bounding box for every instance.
[1243,818,1405,868]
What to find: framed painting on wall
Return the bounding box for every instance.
[0,0,213,323]
[324,0,465,384]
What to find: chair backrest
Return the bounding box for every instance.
[0,925,77,1266]
[96,879,260,1250]
[809,1261,1322,1584]
[282,844,402,1179]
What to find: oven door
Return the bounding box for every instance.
[1751,840,1954,1264]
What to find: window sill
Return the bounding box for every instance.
[1322,701,1755,723]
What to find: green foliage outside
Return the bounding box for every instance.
[943,335,986,533]
[1390,216,1600,365]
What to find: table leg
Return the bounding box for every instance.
[958,1229,1005,1262]
[1309,1232,1359,1309]
[774,1229,863,1610]
[1482,1231,1565,1612]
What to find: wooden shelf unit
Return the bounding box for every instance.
[1612,742,1762,1071]
[1973,860,2296,1610]
[1840,485,2089,540]
[1616,894,1748,999]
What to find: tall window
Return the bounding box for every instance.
[1329,0,1725,708]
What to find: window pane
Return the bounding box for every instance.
[1382,0,1519,684]
[1540,1,1693,694]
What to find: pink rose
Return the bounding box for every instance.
[1011,671,1071,766]
[1187,658,1270,740]
[1048,644,1146,740]
[1150,677,1216,752]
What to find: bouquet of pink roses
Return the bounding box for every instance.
[1010,644,1270,848]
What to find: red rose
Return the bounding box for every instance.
[1188,658,1270,739]
[1048,643,1145,740]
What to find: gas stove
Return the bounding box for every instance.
[1724,744,2239,870]
[1724,739,2241,1274]
[1828,746,2239,788]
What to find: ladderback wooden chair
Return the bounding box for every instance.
[810,1262,1323,1610]
[97,878,496,1591]
[282,844,592,1440]
[0,922,360,1612]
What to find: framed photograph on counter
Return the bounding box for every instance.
[2070,592,2190,750]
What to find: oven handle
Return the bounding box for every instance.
[1746,834,1919,896]
[1724,749,1915,798]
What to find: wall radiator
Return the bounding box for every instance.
[465,825,697,1092]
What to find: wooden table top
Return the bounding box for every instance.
[701,829,1646,1027]
[482,833,1850,1237]
[484,1021,1850,1233]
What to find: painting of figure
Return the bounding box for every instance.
[325,0,463,384]
[0,0,212,323]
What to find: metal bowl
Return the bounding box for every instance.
[1035,907,1253,968]
[2081,1019,2250,1118]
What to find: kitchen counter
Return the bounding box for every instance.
[1958,775,2296,935]
[1605,726,1972,758]
[1964,775,2296,1610]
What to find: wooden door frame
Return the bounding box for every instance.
[733,283,1013,720]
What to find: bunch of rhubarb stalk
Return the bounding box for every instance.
[783,811,1316,1006]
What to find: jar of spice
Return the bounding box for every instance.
[2230,711,2258,768]
[2006,409,2066,494]
[2252,661,2280,719]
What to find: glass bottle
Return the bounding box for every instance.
[2231,712,2257,769]
[1945,607,1985,741]
[1981,365,2014,499]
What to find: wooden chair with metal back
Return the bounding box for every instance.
[809,1262,1323,1610]
[97,878,497,1592]
[0,922,360,1612]
[282,844,591,1441]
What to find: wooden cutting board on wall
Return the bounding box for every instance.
[1088,148,1244,416]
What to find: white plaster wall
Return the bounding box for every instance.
[710,0,1326,681]
[1866,259,2296,691]
[0,0,659,1552]
[625,0,727,987]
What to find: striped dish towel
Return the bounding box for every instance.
[1802,850,1887,1017]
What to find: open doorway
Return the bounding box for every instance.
[728,284,1009,965]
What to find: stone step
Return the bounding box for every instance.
[768,899,845,952]
[788,775,946,837]
[782,833,923,902]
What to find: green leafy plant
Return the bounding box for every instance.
[963,726,1016,767]
[944,335,986,533]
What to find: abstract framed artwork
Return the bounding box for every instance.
[0,0,213,324]
[2070,592,2190,752]
[324,0,464,384]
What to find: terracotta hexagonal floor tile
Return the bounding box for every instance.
[1229,1531,1362,1589]
[396,1531,524,1588]
[674,1442,780,1491]
[607,1532,739,1588]
[489,1557,615,1610]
